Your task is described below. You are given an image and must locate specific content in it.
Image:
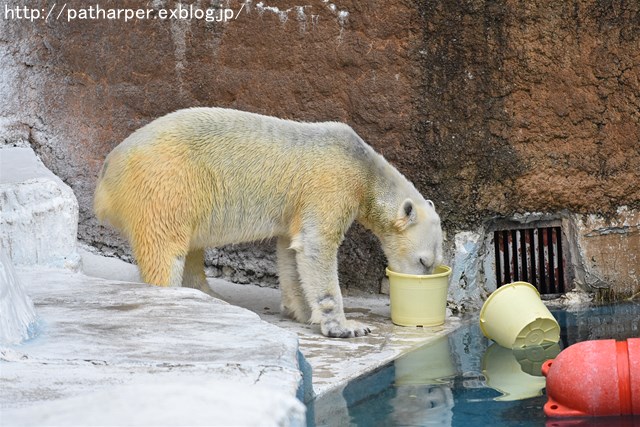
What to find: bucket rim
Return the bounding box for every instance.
[386,265,452,279]
[479,281,541,336]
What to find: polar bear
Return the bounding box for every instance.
[94,107,443,338]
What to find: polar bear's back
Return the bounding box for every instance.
[95,108,374,246]
[117,107,363,152]
[109,107,371,177]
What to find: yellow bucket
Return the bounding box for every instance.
[479,281,560,348]
[387,265,452,327]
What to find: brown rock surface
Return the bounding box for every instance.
[1,0,638,293]
[414,1,639,226]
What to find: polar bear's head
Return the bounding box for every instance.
[381,198,443,275]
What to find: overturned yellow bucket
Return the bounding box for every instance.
[387,265,452,327]
[479,281,560,348]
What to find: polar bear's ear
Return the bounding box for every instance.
[394,198,417,231]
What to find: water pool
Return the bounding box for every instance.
[309,302,640,427]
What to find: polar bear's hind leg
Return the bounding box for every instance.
[277,237,311,323]
[182,248,218,296]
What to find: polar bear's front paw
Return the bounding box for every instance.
[321,319,371,338]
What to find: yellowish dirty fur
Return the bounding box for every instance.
[95,107,443,338]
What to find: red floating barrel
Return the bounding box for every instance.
[542,338,640,417]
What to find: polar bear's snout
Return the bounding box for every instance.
[419,256,435,274]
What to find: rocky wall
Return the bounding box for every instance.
[414,0,639,226]
[1,0,638,295]
[570,207,639,300]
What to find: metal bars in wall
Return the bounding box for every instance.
[494,226,565,294]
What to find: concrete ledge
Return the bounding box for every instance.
[0,147,79,269]
[3,380,305,427]
[211,279,463,399]
[1,267,305,426]
[0,251,37,346]
[74,250,464,401]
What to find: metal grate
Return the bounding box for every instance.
[494,226,565,294]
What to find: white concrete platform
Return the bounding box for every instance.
[1,259,462,426]
[79,246,464,400]
[1,267,305,427]
[212,278,463,399]
[0,147,80,269]
[79,246,463,400]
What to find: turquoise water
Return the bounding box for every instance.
[309,302,640,427]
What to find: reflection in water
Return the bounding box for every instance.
[309,302,640,427]
[394,335,456,387]
[390,386,453,426]
[482,343,560,401]
[513,343,562,376]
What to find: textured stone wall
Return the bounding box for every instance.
[571,207,639,300]
[414,0,639,226]
[1,0,638,294]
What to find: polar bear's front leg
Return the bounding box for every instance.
[294,238,371,338]
[277,237,311,322]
